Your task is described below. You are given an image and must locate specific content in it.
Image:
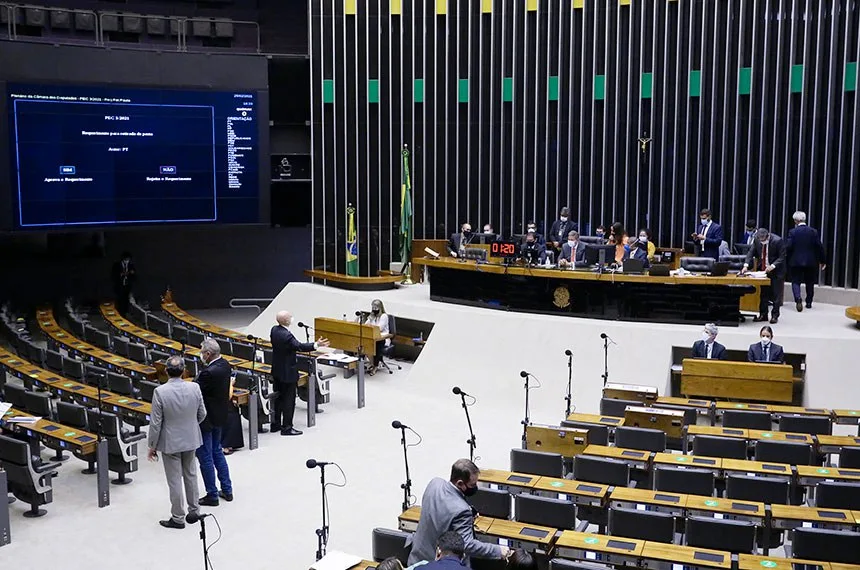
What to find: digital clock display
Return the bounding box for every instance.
[490,240,518,257]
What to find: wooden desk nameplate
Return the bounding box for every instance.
[525,424,589,458]
[624,406,685,439]
[531,477,609,507]
[609,486,686,515]
[681,358,794,404]
[603,382,659,404]
[554,531,644,566]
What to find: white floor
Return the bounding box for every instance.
[3,282,859,567]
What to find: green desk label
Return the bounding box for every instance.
[118,399,129,403]
[584,537,599,544]
[817,468,830,474]
[550,481,564,488]
[760,561,778,568]
[735,404,745,408]
[64,432,76,437]
[676,456,688,462]
[761,433,773,438]
[704,500,719,507]
[63,382,74,387]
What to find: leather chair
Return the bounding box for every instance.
[726,475,789,504]
[184,356,199,377]
[187,329,206,348]
[107,372,138,398]
[654,466,715,497]
[139,380,159,403]
[371,528,411,564]
[85,409,145,484]
[599,397,638,418]
[680,257,715,273]
[3,384,27,408]
[85,326,112,351]
[112,335,130,357]
[84,364,108,387]
[466,487,511,519]
[68,317,87,339]
[25,342,45,367]
[779,414,832,436]
[755,439,815,465]
[127,343,148,363]
[129,303,148,328]
[686,516,756,553]
[0,433,61,517]
[578,236,605,245]
[815,481,860,510]
[722,410,772,430]
[170,324,189,343]
[61,356,84,381]
[561,420,609,446]
[614,426,666,452]
[263,349,273,365]
[231,342,255,362]
[841,447,860,469]
[510,448,564,478]
[22,391,52,419]
[45,349,63,373]
[792,528,860,564]
[549,560,609,570]
[719,254,747,271]
[574,455,629,487]
[692,435,748,460]
[608,507,675,543]
[514,494,577,529]
[149,349,170,364]
[56,401,96,473]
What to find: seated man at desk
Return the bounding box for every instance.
[692,322,727,360]
[558,230,587,268]
[448,223,474,258]
[624,237,651,268]
[520,232,546,265]
[748,325,785,363]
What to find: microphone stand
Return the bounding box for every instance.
[301,325,311,343]
[198,516,211,570]
[601,336,609,386]
[458,392,476,461]
[356,312,366,373]
[521,374,531,449]
[565,352,573,417]
[397,425,412,512]
[315,464,329,561]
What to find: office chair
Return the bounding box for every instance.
[608,507,675,543]
[792,528,860,564]
[231,342,255,362]
[112,335,129,357]
[549,560,611,570]
[614,426,667,452]
[170,324,189,343]
[814,481,860,510]
[692,435,748,460]
[599,397,638,419]
[514,494,577,529]
[62,357,85,381]
[779,414,832,436]
[187,329,206,348]
[83,364,108,387]
[510,448,565,478]
[215,339,232,356]
[378,315,402,374]
[754,440,815,466]
[263,349,273,365]
[371,528,411,564]
[3,384,27,408]
[841,447,860,469]
[107,372,138,398]
[45,349,63,373]
[653,466,715,497]
[685,516,756,553]
[25,342,45,367]
[574,455,630,487]
[726,475,789,504]
[560,420,610,446]
[127,343,148,363]
[0,434,61,518]
[466,487,511,519]
[184,357,199,377]
[723,410,773,430]
[679,257,715,273]
[719,254,747,271]
[84,325,111,351]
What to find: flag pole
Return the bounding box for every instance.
[400,144,414,285]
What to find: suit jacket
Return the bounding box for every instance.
[744,235,787,277]
[740,230,757,246]
[549,219,578,244]
[111,259,136,291]
[270,325,315,384]
[196,356,232,431]
[448,233,477,255]
[692,340,727,360]
[624,247,651,268]
[406,478,502,565]
[418,556,466,570]
[747,342,785,363]
[786,224,826,268]
[696,222,724,260]
[148,377,206,454]
[560,241,587,264]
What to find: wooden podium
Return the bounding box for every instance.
[680,358,794,403]
[314,317,383,357]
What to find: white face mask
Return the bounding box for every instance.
[484,228,492,234]
[560,216,568,222]
[761,337,771,346]
[568,240,576,246]
[702,332,712,342]
[639,236,647,242]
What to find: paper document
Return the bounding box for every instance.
[0,402,12,416]
[7,416,40,424]
[747,271,768,278]
[309,551,363,570]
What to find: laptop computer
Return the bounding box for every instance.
[710,261,730,277]
[622,258,645,274]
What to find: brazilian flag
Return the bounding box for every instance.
[399,146,413,267]
[346,205,358,276]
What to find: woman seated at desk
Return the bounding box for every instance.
[609,222,629,263]
[748,325,785,363]
[358,299,394,375]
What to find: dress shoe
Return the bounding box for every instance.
[796,301,803,312]
[280,428,303,436]
[269,424,281,433]
[769,316,779,324]
[315,407,324,414]
[219,490,234,502]
[753,315,768,322]
[159,519,185,529]
[199,495,220,507]
[806,302,812,309]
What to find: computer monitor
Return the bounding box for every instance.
[473,233,497,245]
[585,244,616,266]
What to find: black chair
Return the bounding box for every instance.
[62,357,84,381]
[129,304,148,328]
[26,343,45,367]
[608,507,675,543]
[685,515,756,553]
[139,381,159,403]
[842,447,860,468]
[692,435,748,460]
[127,343,148,363]
[599,397,638,419]
[187,329,206,348]
[184,357,199,377]
[22,391,52,418]
[722,410,772,430]
[560,420,609,446]
[754,440,815,466]
[814,481,860,510]
[215,339,233,356]
[45,349,63,373]
[68,318,86,339]
[680,257,715,272]
[654,466,715,497]
[734,243,752,256]
[0,433,61,517]
[148,316,171,338]
[107,372,138,397]
[574,455,629,487]
[85,326,111,350]
[149,349,169,364]
[549,560,610,570]
[719,254,747,271]
[112,335,129,357]
[510,448,564,478]
[231,342,255,362]
[614,426,666,452]
[779,414,832,436]
[466,487,511,519]
[726,475,789,504]
[233,372,254,391]
[170,324,189,343]
[263,349,273,365]
[56,401,94,469]
[85,409,145,484]
[84,364,108,387]
[792,528,860,564]
[514,494,577,529]
[378,315,402,374]
[371,527,411,564]
[3,384,27,408]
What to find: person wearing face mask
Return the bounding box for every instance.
[691,208,724,260]
[406,459,510,566]
[740,219,758,247]
[635,227,656,258]
[595,225,607,244]
[625,236,651,268]
[549,206,578,250]
[748,325,785,363]
[363,299,394,374]
[520,232,546,265]
[481,223,499,243]
[692,323,727,360]
[740,228,787,323]
[195,338,233,506]
[448,222,474,258]
[559,230,586,268]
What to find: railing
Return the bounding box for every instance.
[229,298,273,316]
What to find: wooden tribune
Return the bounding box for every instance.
[314,317,383,357]
[525,424,589,457]
[680,358,794,403]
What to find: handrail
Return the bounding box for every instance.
[229,298,273,315]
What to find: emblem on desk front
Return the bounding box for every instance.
[553,286,571,308]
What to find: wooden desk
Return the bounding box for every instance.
[770,504,860,531]
[554,530,644,566]
[653,452,722,473]
[525,424,588,457]
[716,402,773,413]
[482,519,557,552]
[398,505,421,532]
[816,434,860,454]
[1,406,98,456]
[769,406,832,418]
[581,444,651,469]
[314,317,382,357]
[833,409,860,425]
[748,430,815,445]
[722,458,793,480]
[36,309,158,381]
[603,382,659,404]
[796,465,860,485]
[564,412,624,428]
[303,268,403,290]
[738,554,830,570]
[478,469,539,493]
[654,397,715,424]
[684,493,766,523]
[641,542,732,570]
[682,358,794,403]
[608,486,687,515]
[531,477,609,506]
[347,561,378,570]
[685,425,749,452]
[624,406,685,439]
[161,301,273,349]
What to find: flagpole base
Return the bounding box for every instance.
[400,263,414,285]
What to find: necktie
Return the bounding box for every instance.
[761,243,768,271]
[571,244,576,262]
[765,345,770,361]
[707,344,712,359]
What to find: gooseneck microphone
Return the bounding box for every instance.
[297,322,308,328]
[391,420,410,430]
[452,386,471,397]
[600,332,608,339]
[520,370,530,378]
[565,349,572,356]
[306,459,332,469]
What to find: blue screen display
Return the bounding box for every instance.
[7,83,259,228]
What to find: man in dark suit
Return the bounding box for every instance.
[447,222,473,258]
[549,207,578,250]
[747,326,785,363]
[418,532,467,570]
[741,228,787,324]
[691,208,724,260]
[624,239,651,269]
[111,251,136,317]
[739,219,758,247]
[558,230,587,267]
[270,311,329,436]
[692,323,727,360]
[786,210,826,311]
[195,338,233,506]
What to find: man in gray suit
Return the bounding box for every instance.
[407,459,510,565]
[148,356,207,529]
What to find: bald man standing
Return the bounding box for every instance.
[270,311,329,436]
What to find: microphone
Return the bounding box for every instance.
[520,370,530,378]
[392,420,410,430]
[564,349,572,356]
[246,334,258,341]
[600,333,608,339]
[355,310,369,317]
[452,386,470,397]
[297,322,310,329]
[185,512,211,524]
[306,458,332,469]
